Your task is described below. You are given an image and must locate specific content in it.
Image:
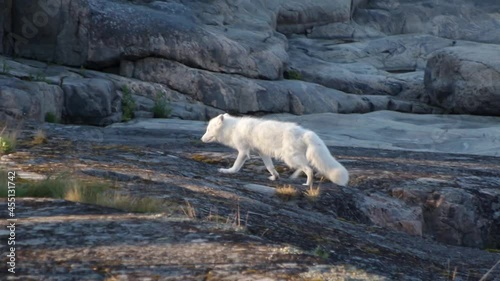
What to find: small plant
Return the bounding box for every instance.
[121,85,136,122]
[78,65,87,76]
[284,70,302,80]
[304,186,321,201]
[275,185,298,201]
[152,91,172,118]
[45,112,57,123]
[1,60,11,74]
[34,72,48,82]
[32,129,48,145]
[0,127,17,155]
[313,246,330,260]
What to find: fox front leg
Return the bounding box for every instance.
[219,150,249,174]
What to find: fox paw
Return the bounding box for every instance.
[218,168,234,174]
[268,175,279,181]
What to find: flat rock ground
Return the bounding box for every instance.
[1,117,499,281]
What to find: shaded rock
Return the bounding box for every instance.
[391,178,500,249]
[62,78,121,125]
[9,0,287,80]
[0,76,63,122]
[425,44,500,116]
[359,192,423,236]
[0,0,12,54]
[276,0,351,35]
[307,22,385,40]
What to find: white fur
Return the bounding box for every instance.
[201,114,349,186]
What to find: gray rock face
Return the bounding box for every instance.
[0,55,223,123]
[2,0,500,122]
[62,78,121,126]
[276,0,351,35]
[8,0,287,80]
[354,0,500,44]
[425,45,500,116]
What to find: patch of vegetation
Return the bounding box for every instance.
[1,60,11,74]
[45,112,58,123]
[31,129,48,145]
[284,70,303,80]
[34,72,48,83]
[313,246,330,260]
[485,248,500,253]
[275,185,299,201]
[0,173,163,213]
[121,85,136,122]
[78,65,87,76]
[0,126,17,155]
[190,154,227,165]
[152,91,172,118]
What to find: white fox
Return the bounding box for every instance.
[201,114,349,186]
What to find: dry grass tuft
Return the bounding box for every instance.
[31,129,48,145]
[304,186,321,201]
[181,200,197,218]
[275,185,299,201]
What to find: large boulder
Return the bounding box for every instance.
[424,44,500,116]
[0,76,63,122]
[62,78,121,125]
[7,0,287,80]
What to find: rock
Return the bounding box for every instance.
[358,193,423,236]
[0,0,12,54]
[307,22,385,40]
[127,56,441,115]
[354,0,500,44]
[9,0,287,80]
[62,78,121,126]
[290,34,455,72]
[276,0,351,35]
[0,76,64,122]
[425,44,500,116]
[391,178,500,249]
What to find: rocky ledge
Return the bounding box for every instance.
[1,114,499,280]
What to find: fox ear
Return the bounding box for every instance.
[219,114,224,122]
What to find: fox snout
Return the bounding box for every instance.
[201,133,213,143]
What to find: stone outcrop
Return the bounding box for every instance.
[425,44,500,116]
[1,118,499,280]
[1,0,500,119]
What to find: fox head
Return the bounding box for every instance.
[201,114,226,143]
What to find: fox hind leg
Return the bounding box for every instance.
[259,153,279,181]
[284,155,314,187]
[302,166,314,187]
[290,169,302,179]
